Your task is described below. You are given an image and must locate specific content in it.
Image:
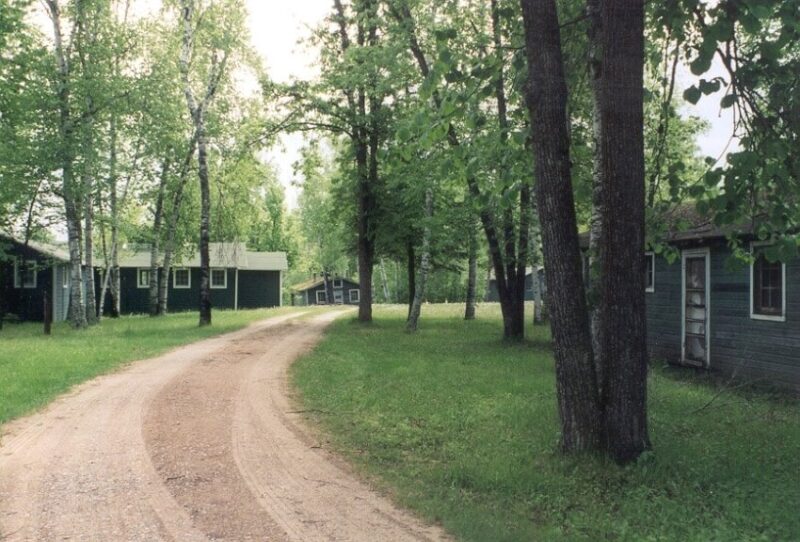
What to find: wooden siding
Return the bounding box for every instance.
[118,267,243,314]
[646,254,682,363]
[650,242,800,388]
[0,242,56,322]
[238,270,281,309]
[298,278,360,305]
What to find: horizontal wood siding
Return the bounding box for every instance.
[646,254,682,363]
[238,270,281,309]
[119,267,150,314]
[707,244,800,387]
[298,278,360,305]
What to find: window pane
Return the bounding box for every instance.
[175,269,189,286]
[211,269,226,287]
[753,253,784,316]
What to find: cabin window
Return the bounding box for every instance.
[333,290,344,304]
[173,268,191,289]
[137,268,151,289]
[333,278,343,289]
[13,259,37,289]
[315,290,327,304]
[349,289,360,303]
[751,244,785,321]
[211,268,227,289]
[62,267,69,288]
[645,252,655,293]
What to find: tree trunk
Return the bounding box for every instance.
[464,220,477,320]
[108,116,121,318]
[379,258,391,303]
[406,188,433,332]
[586,0,650,463]
[149,159,169,316]
[46,0,87,330]
[520,0,603,453]
[407,241,415,317]
[196,120,212,326]
[83,188,98,325]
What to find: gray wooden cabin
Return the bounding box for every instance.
[583,220,799,389]
[291,275,360,306]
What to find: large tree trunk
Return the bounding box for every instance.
[586,0,650,463]
[464,219,477,320]
[406,188,432,332]
[520,0,603,453]
[46,0,87,330]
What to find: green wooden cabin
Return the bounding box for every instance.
[115,243,287,314]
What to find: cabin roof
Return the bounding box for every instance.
[0,232,70,262]
[291,276,359,293]
[117,243,288,271]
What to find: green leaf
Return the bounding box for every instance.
[683,86,702,105]
[720,94,736,109]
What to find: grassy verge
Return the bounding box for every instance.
[0,306,306,425]
[292,303,800,541]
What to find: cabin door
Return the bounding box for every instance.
[682,249,710,367]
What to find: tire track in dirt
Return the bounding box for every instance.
[1,311,448,541]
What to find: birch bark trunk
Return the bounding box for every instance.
[46,0,87,329]
[406,188,432,332]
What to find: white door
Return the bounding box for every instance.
[682,249,710,367]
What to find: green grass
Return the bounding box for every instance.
[291,303,800,541]
[0,306,307,425]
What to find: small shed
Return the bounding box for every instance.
[291,276,361,306]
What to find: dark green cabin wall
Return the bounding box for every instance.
[120,268,244,314]
[238,270,281,309]
[646,254,682,362]
[0,242,56,322]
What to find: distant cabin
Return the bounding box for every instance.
[291,276,360,306]
[581,216,800,390]
[0,235,288,322]
[485,267,546,302]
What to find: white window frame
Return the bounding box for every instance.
[749,241,786,322]
[315,290,327,304]
[173,268,191,289]
[349,289,360,303]
[332,278,343,289]
[137,268,151,289]
[210,268,228,289]
[14,259,37,289]
[645,252,655,293]
[62,266,69,288]
[333,290,344,304]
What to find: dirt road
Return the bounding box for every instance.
[0,312,447,541]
